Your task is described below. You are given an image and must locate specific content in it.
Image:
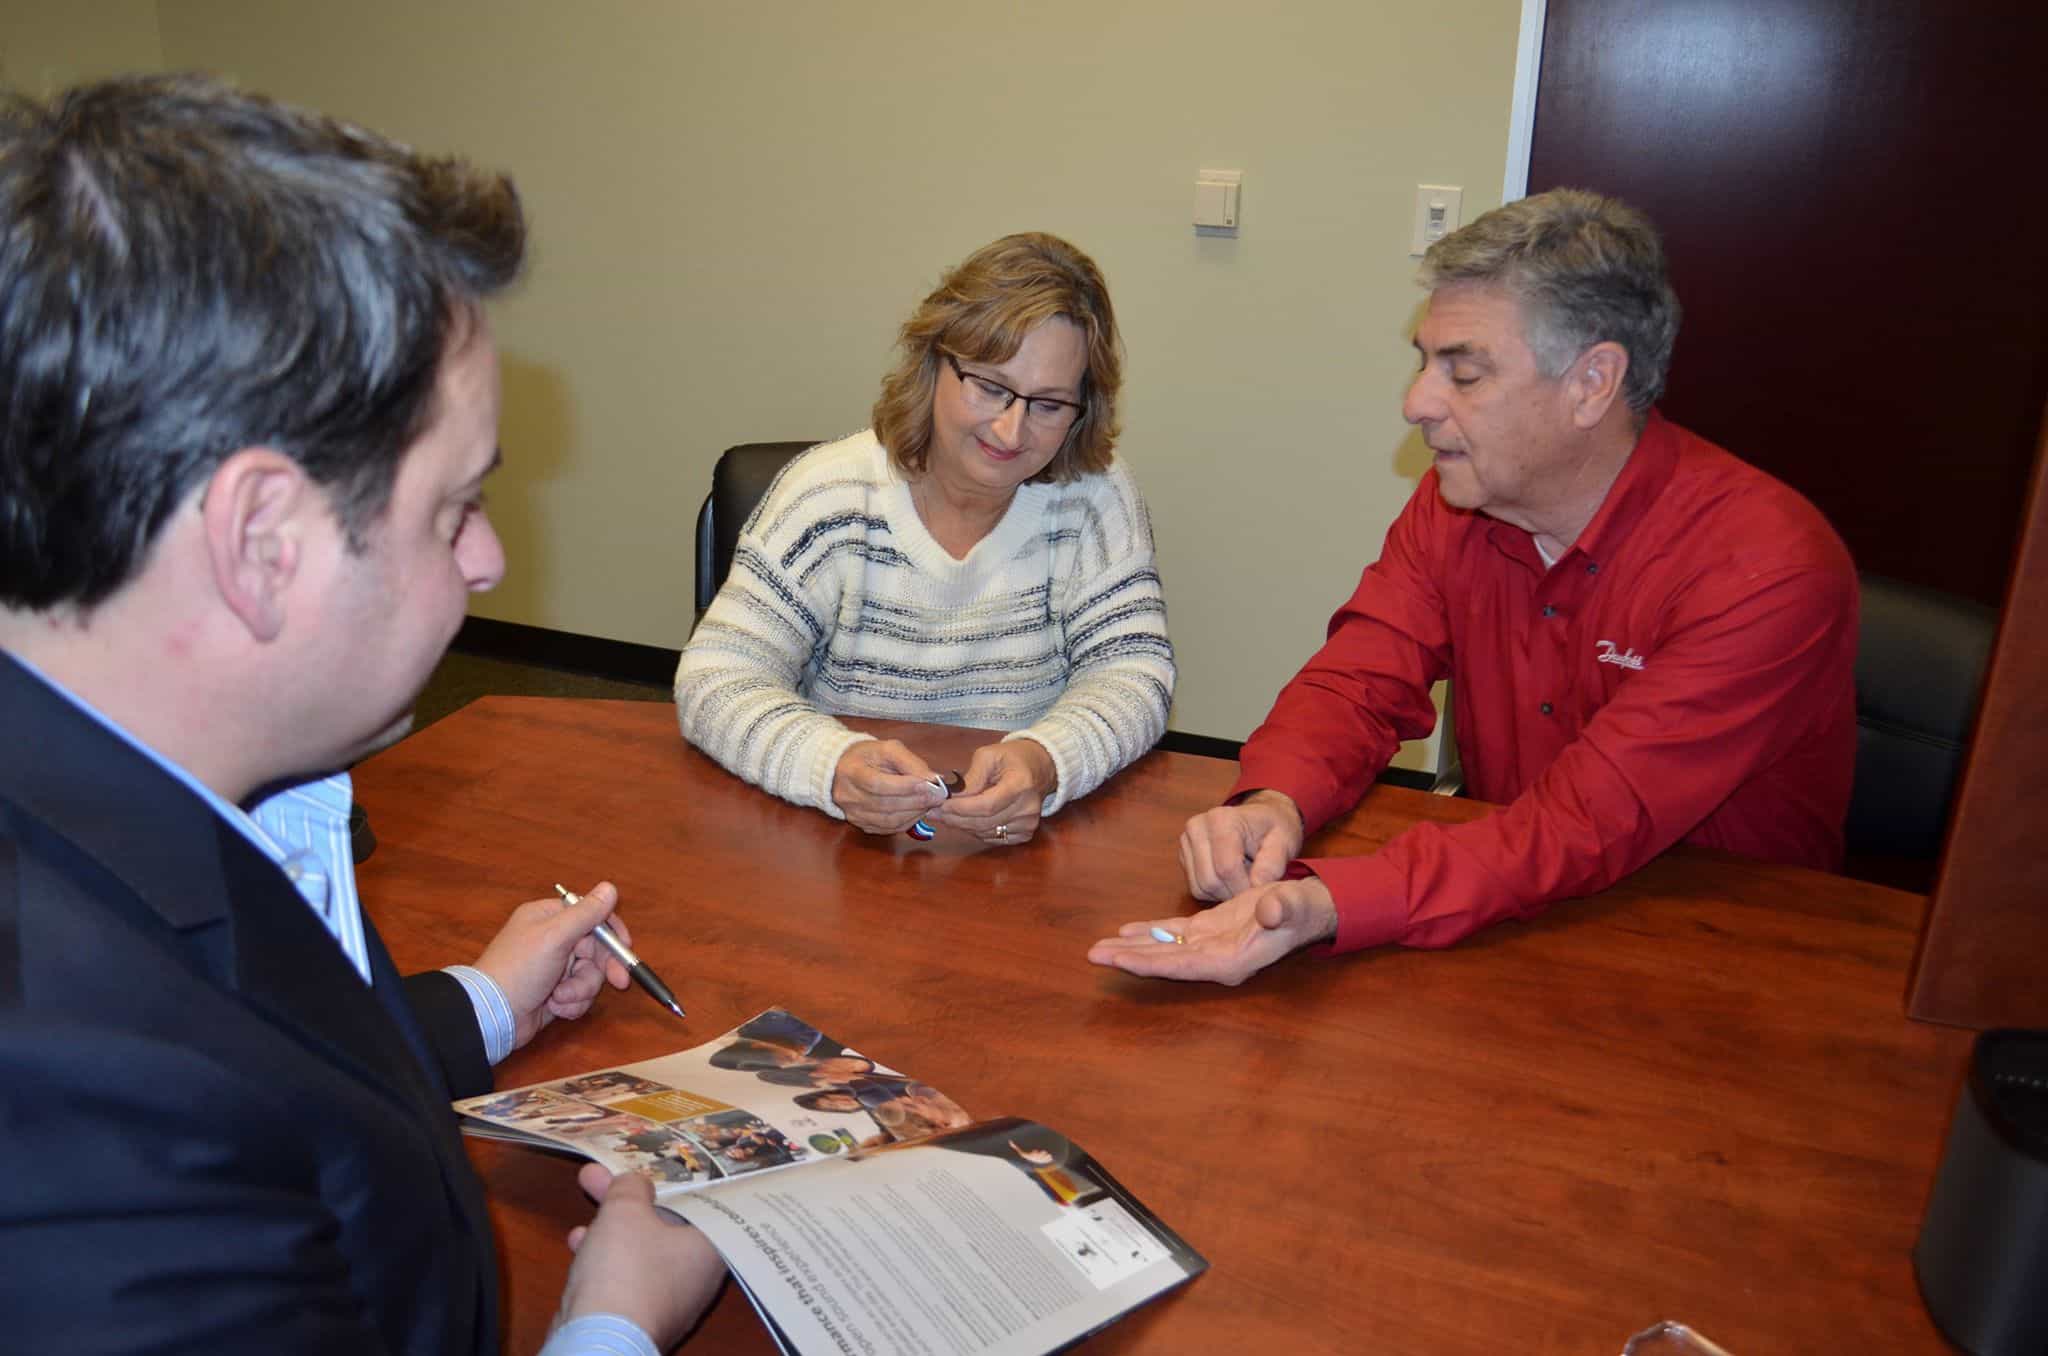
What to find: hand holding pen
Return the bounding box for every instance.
[469,880,669,1050]
[553,884,686,1020]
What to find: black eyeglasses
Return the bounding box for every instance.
[945,355,1084,429]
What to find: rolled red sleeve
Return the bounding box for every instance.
[1304,561,1856,952]
[1228,489,1452,832]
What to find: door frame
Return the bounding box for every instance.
[1503,0,1546,203]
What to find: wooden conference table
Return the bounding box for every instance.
[355,697,1972,1355]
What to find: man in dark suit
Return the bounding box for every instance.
[0,76,722,1352]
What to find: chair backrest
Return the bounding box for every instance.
[1846,572,1999,860]
[693,441,818,614]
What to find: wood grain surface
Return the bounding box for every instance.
[354,697,1970,1355]
[1911,409,2048,1029]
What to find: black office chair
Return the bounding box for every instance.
[692,441,817,621]
[349,801,377,864]
[1843,572,1998,886]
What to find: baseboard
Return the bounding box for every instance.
[1153,730,1240,760]
[452,616,677,687]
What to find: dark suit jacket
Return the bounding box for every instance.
[0,653,500,1354]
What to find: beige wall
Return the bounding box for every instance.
[19,1,1523,764]
[0,2,161,90]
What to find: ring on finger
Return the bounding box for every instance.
[993,823,1010,840]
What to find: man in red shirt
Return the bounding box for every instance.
[1089,189,1856,985]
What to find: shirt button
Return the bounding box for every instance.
[1585,562,1599,575]
[1542,604,1557,618]
[1540,701,1554,715]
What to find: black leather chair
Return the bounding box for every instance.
[349,801,377,864]
[1844,572,1998,880]
[693,441,817,619]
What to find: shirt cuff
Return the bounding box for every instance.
[443,964,515,1066]
[538,1313,660,1356]
[1287,854,1411,954]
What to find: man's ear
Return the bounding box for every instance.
[201,449,315,643]
[1568,341,1630,429]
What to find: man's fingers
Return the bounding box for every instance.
[549,964,607,1016]
[597,1168,657,1210]
[1085,933,1245,985]
[1088,882,1325,988]
[563,881,618,911]
[1249,831,1293,886]
[557,886,634,989]
[1178,827,1211,894]
[1180,818,1234,899]
[577,1161,620,1202]
[1209,819,1255,897]
[555,881,619,944]
[1254,878,1337,946]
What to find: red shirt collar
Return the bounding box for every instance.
[1484,406,1677,570]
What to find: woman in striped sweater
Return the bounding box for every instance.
[675,232,1174,846]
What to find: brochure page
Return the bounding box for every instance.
[456,1009,971,1197]
[669,1117,1207,1356]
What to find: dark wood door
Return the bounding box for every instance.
[1528,0,2048,605]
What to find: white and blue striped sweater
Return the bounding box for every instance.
[675,430,1175,819]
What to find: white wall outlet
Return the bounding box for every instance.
[1195,169,1242,233]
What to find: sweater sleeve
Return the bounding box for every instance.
[673,462,872,819]
[1006,466,1176,813]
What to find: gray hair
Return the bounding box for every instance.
[1419,188,1680,413]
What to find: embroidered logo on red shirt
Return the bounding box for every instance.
[1595,640,1646,670]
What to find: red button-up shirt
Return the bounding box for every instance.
[1231,412,1857,951]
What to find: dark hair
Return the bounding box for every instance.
[755,1067,823,1088]
[793,1089,860,1112]
[1419,188,1680,414]
[708,1038,798,1071]
[0,73,525,610]
[871,231,1122,484]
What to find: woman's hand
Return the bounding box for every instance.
[830,740,945,834]
[933,738,1056,846]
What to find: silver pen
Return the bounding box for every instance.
[553,884,686,1020]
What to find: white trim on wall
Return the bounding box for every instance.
[1502,0,1547,202]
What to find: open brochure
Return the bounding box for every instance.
[455,1009,1207,1356]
